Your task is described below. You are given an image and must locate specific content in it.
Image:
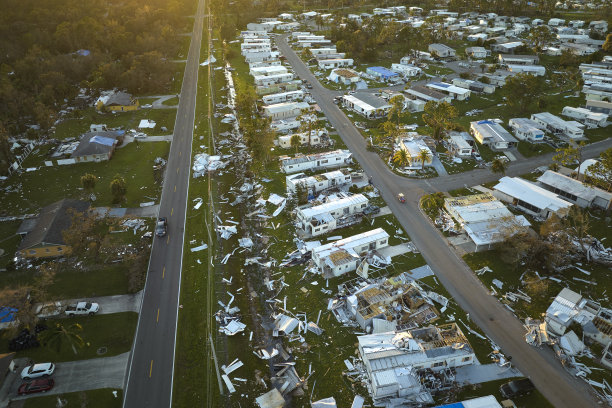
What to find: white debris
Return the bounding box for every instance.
[217,225,237,240]
[220,320,246,336]
[190,243,208,252]
[267,193,285,206]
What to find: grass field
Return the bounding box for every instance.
[24,389,123,408]
[2,141,169,215]
[0,312,137,363]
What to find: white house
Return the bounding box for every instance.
[358,324,474,404]
[248,60,281,69]
[397,137,434,168]
[311,228,389,277]
[309,47,337,56]
[327,68,361,85]
[428,43,456,58]
[405,85,452,104]
[548,18,565,26]
[508,118,545,142]
[244,51,279,63]
[498,54,538,65]
[447,131,475,158]
[506,64,546,76]
[465,46,487,59]
[561,106,608,128]
[253,73,294,86]
[531,112,584,140]
[451,78,495,94]
[493,176,573,218]
[561,43,598,56]
[467,33,488,42]
[296,194,369,237]
[491,41,523,53]
[537,170,612,210]
[444,193,530,251]
[249,65,287,77]
[390,63,422,78]
[425,82,471,100]
[262,90,304,105]
[262,101,310,120]
[280,149,352,174]
[469,120,518,150]
[286,169,352,194]
[342,93,392,119]
[317,58,354,69]
[277,129,325,149]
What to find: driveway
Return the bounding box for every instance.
[0,353,128,407]
[35,292,143,318]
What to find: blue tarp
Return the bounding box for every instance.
[0,306,17,323]
[367,66,399,79]
[434,403,464,408]
[90,136,116,146]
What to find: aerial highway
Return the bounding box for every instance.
[122,0,205,406]
[276,34,603,408]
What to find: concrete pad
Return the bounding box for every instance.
[455,363,523,385]
[472,185,494,194]
[377,243,414,258]
[504,151,517,161]
[406,265,434,280]
[372,206,392,218]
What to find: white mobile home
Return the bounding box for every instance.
[508,118,545,142]
[262,90,304,105]
[262,101,310,120]
[493,176,573,218]
[531,112,584,139]
[447,131,475,158]
[405,85,452,104]
[310,47,337,56]
[280,149,352,174]
[428,43,456,58]
[426,82,471,100]
[561,106,607,128]
[470,120,517,150]
[286,169,352,194]
[327,68,361,85]
[277,129,325,149]
[390,63,422,77]
[249,65,287,77]
[244,51,279,63]
[317,58,354,69]
[342,93,392,119]
[498,54,539,65]
[312,228,389,277]
[465,46,487,59]
[296,194,369,237]
[506,64,546,76]
[537,170,612,210]
[248,60,282,69]
[451,78,495,94]
[398,137,434,168]
[253,73,294,86]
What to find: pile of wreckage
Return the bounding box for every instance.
[523,287,612,404]
[328,272,448,333]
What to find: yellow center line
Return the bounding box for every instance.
[174,185,176,192]
[171,208,174,216]
[180,151,182,156]
[157,308,160,323]
[149,360,153,378]
[162,266,165,279]
[167,236,170,244]
[176,167,179,173]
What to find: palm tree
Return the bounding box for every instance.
[418,149,432,169]
[393,149,410,168]
[40,322,85,355]
[290,134,301,153]
[491,158,508,175]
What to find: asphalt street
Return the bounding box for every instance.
[122,0,205,407]
[277,35,605,408]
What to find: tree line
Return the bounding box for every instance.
[0,0,193,138]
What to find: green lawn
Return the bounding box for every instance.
[162,96,179,106]
[0,312,137,363]
[1,141,169,215]
[24,389,122,408]
[53,107,176,140]
[517,141,555,158]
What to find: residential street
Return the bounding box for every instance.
[0,353,128,407]
[276,35,603,408]
[121,0,205,406]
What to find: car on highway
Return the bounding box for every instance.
[156,217,168,237]
[65,302,99,316]
[500,378,535,399]
[21,363,55,380]
[18,378,55,395]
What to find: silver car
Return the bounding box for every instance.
[21,363,55,380]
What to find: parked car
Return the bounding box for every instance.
[18,378,55,395]
[156,217,168,237]
[500,378,535,399]
[21,363,55,380]
[65,302,99,316]
[363,205,380,216]
[141,104,153,109]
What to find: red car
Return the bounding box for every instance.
[18,378,55,395]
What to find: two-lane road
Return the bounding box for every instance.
[122,0,205,406]
[276,35,601,408]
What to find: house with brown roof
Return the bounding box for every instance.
[95,91,139,112]
[17,199,90,259]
